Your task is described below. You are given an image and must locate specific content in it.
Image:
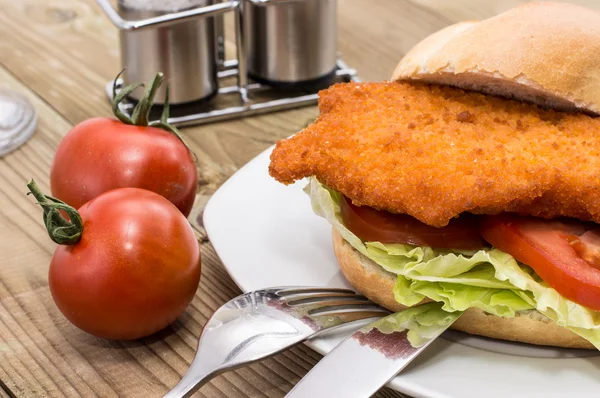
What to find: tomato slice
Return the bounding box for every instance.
[481,214,600,310]
[340,196,485,250]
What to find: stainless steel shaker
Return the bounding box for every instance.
[98,0,355,126]
[117,0,218,104]
[244,0,338,86]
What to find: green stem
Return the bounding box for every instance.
[131,73,164,126]
[27,179,83,245]
[111,70,194,157]
[148,83,184,143]
[112,69,143,125]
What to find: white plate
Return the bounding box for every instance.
[204,146,600,398]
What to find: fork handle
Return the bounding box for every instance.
[163,363,217,398]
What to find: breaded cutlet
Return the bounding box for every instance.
[269,81,600,227]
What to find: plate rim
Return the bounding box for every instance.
[203,145,600,398]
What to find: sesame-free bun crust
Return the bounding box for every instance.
[392,2,600,114]
[332,229,595,349]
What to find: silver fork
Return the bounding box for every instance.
[164,286,390,398]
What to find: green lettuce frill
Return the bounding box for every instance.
[308,177,600,348]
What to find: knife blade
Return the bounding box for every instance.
[285,305,463,398]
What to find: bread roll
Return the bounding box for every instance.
[332,229,595,349]
[392,2,600,114]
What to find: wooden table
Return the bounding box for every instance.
[1,0,598,396]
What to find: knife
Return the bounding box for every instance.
[285,304,464,398]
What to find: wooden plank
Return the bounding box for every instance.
[0,378,12,398]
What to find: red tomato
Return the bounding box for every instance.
[48,188,201,340]
[340,196,485,250]
[481,214,600,310]
[50,117,198,217]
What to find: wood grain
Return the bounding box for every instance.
[2,0,598,397]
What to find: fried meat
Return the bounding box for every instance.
[269,81,600,227]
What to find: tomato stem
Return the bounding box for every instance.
[130,72,163,127]
[110,70,194,158]
[112,69,142,125]
[26,179,83,245]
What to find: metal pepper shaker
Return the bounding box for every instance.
[244,0,338,86]
[117,0,218,104]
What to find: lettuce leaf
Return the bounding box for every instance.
[307,177,600,348]
[369,302,463,346]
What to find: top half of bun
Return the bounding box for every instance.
[392,2,600,114]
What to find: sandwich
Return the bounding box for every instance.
[268,2,600,349]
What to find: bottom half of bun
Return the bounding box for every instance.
[332,229,595,350]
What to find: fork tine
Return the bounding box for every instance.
[286,294,370,306]
[308,303,390,316]
[276,287,357,297]
[318,311,390,322]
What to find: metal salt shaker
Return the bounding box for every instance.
[117,0,218,104]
